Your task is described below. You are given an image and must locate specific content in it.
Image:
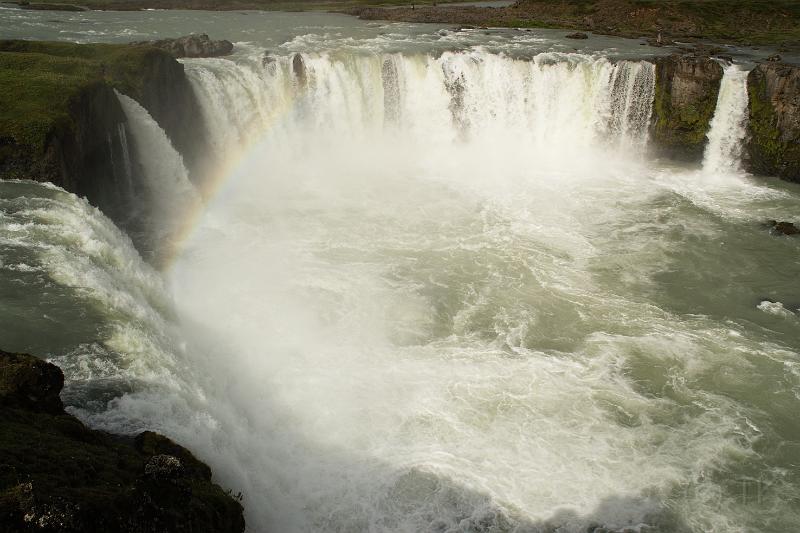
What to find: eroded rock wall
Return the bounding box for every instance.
[650,54,724,159]
[746,63,800,183]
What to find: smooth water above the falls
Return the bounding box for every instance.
[2,9,800,533]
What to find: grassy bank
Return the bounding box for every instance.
[0,40,158,153]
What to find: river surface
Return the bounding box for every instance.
[1,7,800,532]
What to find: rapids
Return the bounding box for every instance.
[1,11,800,533]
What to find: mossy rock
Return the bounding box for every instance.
[0,40,171,155]
[0,350,245,533]
[650,54,723,160]
[746,63,800,183]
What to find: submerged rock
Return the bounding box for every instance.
[651,54,724,160]
[767,53,782,62]
[135,33,234,58]
[565,32,589,39]
[0,349,245,533]
[746,63,800,183]
[767,220,800,235]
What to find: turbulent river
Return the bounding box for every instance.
[2,7,800,533]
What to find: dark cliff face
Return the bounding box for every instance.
[0,349,245,533]
[56,82,143,231]
[650,55,723,160]
[0,80,141,235]
[0,42,213,256]
[746,63,800,183]
[131,48,213,189]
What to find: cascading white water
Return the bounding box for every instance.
[116,92,195,200]
[702,64,750,175]
[117,123,135,197]
[0,181,187,404]
[116,91,200,254]
[183,51,656,163]
[136,49,800,533]
[606,61,656,147]
[7,45,797,533]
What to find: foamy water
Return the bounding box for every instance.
[1,21,800,533]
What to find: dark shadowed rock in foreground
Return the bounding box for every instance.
[0,349,245,533]
[650,54,723,160]
[135,33,234,58]
[747,63,800,183]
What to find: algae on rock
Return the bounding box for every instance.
[746,63,800,183]
[650,54,723,160]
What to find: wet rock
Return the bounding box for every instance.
[144,455,184,481]
[0,350,63,413]
[135,33,234,58]
[0,349,245,533]
[767,220,799,235]
[565,32,589,39]
[746,63,800,182]
[292,53,307,85]
[651,54,724,160]
[767,53,782,62]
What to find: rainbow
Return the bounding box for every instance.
[160,75,309,271]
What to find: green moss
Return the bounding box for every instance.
[651,58,722,158]
[748,73,781,157]
[0,41,164,154]
[747,69,800,181]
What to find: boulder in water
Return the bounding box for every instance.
[135,34,234,58]
[565,32,589,39]
[767,54,782,62]
[767,220,800,235]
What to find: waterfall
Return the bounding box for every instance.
[117,123,134,197]
[157,48,782,533]
[702,64,750,175]
[606,60,656,147]
[115,91,200,259]
[116,91,196,203]
[183,51,656,163]
[6,40,797,533]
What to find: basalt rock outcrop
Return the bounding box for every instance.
[124,45,213,189]
[746,62,800,183]
[650,54,723,160]
[134,33,234,59]
[0,40,212,253]
[0,77,134,224]
[0,349,245,533]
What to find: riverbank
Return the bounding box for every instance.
[4,0,800,48]
[353,0,800,48]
